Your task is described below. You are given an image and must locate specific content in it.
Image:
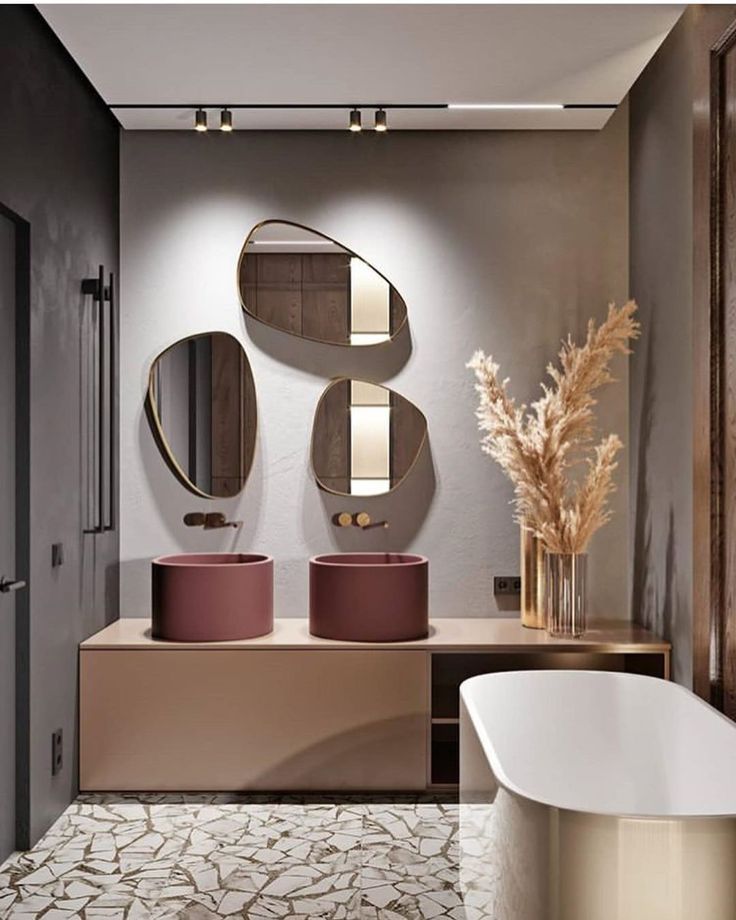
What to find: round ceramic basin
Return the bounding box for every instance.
[309,552,429,642]
[152,553,273,641]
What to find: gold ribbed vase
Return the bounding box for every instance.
[520,525,546,629]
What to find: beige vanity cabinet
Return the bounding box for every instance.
[80,618,670,792]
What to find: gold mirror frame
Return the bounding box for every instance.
[237,219,409,347]
[145,332,257,499]
[310,376,428,497]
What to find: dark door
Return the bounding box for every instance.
[703,16,736,715]
[0,210,24,859]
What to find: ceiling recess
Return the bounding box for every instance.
[38,3,684,130]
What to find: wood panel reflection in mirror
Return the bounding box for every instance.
[311,378,427,497]
[145,332,257,499]
[238,220,408,346]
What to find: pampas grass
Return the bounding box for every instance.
[467,301,639,553]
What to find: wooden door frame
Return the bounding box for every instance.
[693,8,736,706]
[0,201,31,849]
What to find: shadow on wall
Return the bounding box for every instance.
[661,507,682,671]
[136,406,265,544]
[303,439,437,552]
[631,327,683,674]
[243,313,413,381]
[631,327,655,629]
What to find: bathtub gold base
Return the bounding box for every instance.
[459,790,736,920]
[552,811,736,920]
[459,672,736,920]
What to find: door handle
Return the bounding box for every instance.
[0,577,26,594]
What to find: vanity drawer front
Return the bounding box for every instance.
[80,649,428,791]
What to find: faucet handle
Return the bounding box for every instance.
[333,512,354,528]
[331,511,389,530]
[355,512,389,530]
[183,512,206,527]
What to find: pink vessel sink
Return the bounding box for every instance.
[152,553,273,641]
[310,553,429,642]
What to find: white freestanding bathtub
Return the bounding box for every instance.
[459,670,736,920]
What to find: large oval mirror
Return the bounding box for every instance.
[238,220,408,346]
[311,378,427,496]
[145,332,257,498]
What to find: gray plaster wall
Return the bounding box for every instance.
[0,7,119,844]
[629,11,694,686]
[120,112,629,622]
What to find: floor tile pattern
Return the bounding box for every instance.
[0,795,469,919]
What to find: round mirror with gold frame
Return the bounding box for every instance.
[238,219,408,347]
[145,332,257,498]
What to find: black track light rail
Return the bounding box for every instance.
[110,103,449,110]
[109,102,617,110]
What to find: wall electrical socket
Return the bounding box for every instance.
[52,729,63,776]
[493,576,521,596]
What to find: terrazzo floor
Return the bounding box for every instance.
[0,794,472,920]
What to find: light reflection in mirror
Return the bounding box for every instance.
[312,378,427,497]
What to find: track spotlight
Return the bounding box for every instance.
[349,108,362,132]
[374,108,388,132]
[220,108,233,132]
[194,108,208,132]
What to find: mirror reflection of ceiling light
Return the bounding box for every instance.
[374,108,388,132]
[350,258,391,346]
[249,240,334,246]
[349,108,362,132]
[350,382,391,496]
[194,108,208,131]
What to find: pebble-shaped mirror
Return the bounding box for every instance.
[238,220,408,346]
[145,332,257,498]
[311,378,427,496]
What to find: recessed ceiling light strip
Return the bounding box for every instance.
[447,103,616,110]
[448,103,564,110]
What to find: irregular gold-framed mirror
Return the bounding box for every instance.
[311,378,427,496]
[238,220,408,346]
[145,332,257,499]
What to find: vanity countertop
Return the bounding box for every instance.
[81,617,670,653]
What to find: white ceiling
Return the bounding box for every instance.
[39,3,684,130]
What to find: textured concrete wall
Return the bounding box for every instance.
[0,7,119,844]
[629,11,694,686]
[120,114,629,624]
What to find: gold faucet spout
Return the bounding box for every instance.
[354,512,388,530]
[183,512,242,530]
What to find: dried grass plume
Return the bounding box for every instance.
[467,301,640,553]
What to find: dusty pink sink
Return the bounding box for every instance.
[309,552,429,642]
[152,553,273,642]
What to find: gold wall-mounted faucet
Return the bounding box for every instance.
[183,512,242,530]
[332,511,389,530]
